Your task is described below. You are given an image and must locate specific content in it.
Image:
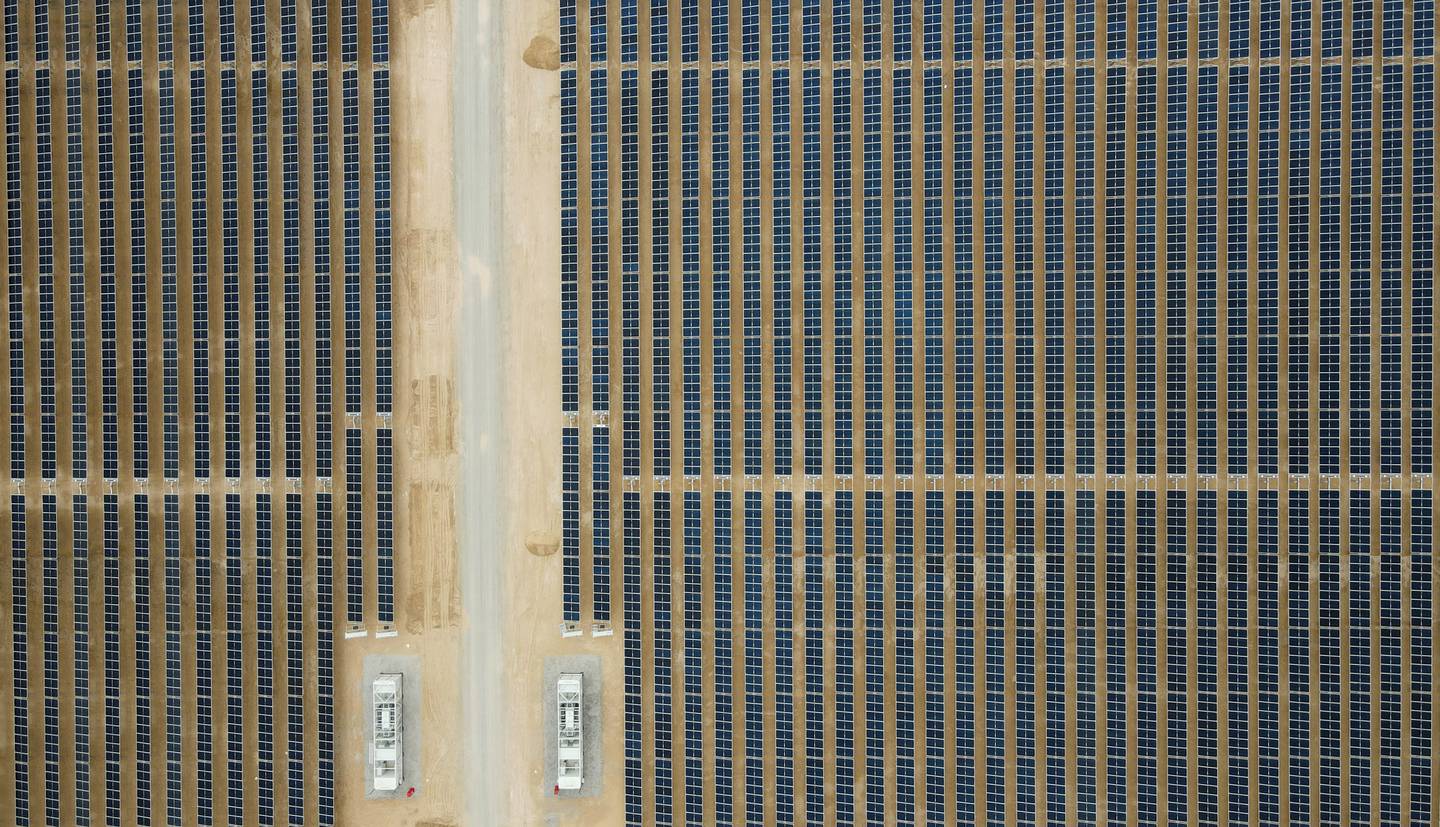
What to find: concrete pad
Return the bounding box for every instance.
[541,654,604,801]
[362,654,423,801]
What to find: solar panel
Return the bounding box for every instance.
[162,71,181,481]
[312,0,328,62]
[1076,491,1098,823]
[621,491,642,823]
[1106,492,1128,822]
[133,494,151,824]
[375,68,393,415]
[71,495,90,826]
[192,69,210,479]
[955,490,975,818]
[342,70,361,415]
[314,67,334,477]
[346,428,364,626]
[803,491,824,823]
[129,67,148,479]
[256,493,275,825]
[1015,491,1036,824]
[285,273,303,479]
[1044,491,1066,823]
[713,490,733,822]
[250,0,266,61]
[11,495,28,827]
[1288,490,1311,823]
[592,427,611,623]
[98,64,118,479]
[620,70,639,480]
[42,497,59,826]
[194,494,214,826]
[164,496,182,825]
[286,494,305,824]
[712,68,732,476]
[219,0,235,62]
[340,0,357,63]
[7,69,22,479]
[772,72,793,477]
[1412,491,1435,826]
[742,489,762,822]
[863,490,883,821]
[893,491,914,819]
[377,428,395,625]
[225,493,244,825]
[681,491,702,821]
[652,490,672,822]
[103,495,120,823]
[834,490,855,822]
[66,69,89,480]
[984,491,1003,822]
[254,68,272,480]
[775,492,795,820]
[317,491,336,826]
[188,0,204,63]
[890,71,911,477]
[922,491,944,823]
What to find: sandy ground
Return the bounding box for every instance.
[342,0,621,825]
[452,1,625,825]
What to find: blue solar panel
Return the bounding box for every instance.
[164,496,182,826]
[133,494,151,824]
[194,494,213,826]
[286,494,305,824]
[622,491,642,824]
[346,429,364,625]
[317,491,336,826]
[255,492,275,826]
[129,68,148,479]
[103,495,120,823]
[377,428,395,624]
[11,495,28,827]
[652,491,672,823]
[225,492,243,825]
[41,497,59,827]
[774,492,794,821]
[682,492,703,821]
[71,495,90,826]
[863,490,884,821]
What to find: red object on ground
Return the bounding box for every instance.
[554,783,560,797]
[406,787,416,798]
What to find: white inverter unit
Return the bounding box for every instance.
[556,672,584,790]
[372,673,404,791]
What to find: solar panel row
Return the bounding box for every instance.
[0,1,394,821]
[571,24,1437,826]
[576,469,1437,824]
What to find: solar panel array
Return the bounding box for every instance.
[0,0,395,824]
[565,0,1440,822]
